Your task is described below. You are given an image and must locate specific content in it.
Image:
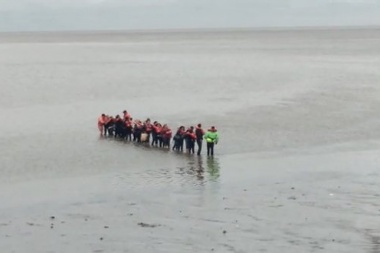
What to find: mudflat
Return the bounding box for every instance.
[1,27,380,252]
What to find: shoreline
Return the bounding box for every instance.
[1,25,379,43]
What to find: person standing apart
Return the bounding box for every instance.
[195,123,205,155]
[98,114,107,136]
[204,126,219,156]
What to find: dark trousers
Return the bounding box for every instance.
[151,132,157,146]
[133,131,141,142]
[187,140,195,154]
[207,142,214,156]
[157,135,163,147]
[196,139,203,155]
[126,128,132,141]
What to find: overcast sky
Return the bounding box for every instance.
[0,0,379,32]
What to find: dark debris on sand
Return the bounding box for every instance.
[138,222,161,228]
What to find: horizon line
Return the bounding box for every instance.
[1,24,380,35]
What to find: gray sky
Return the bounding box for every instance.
[0,0,380,32]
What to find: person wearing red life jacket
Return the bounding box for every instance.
[123,110,131,121]
[105,116,115,136]
[114,115,125,138]
[151,121,159,146]
[143,118,152,143]
[125,117,133,141]
[162,124,172,148]
[97,114,107,136]
[184,126,196,154]
[195,123,205,155]
[155,123,163,147]
[133,119,143,142]
[172,126,185,152]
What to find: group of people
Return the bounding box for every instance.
[97,110,220,156]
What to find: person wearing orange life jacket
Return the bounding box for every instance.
[184,126,196,154]
[204,126,219,156]
[195,123,205,155]
[102,115,111,136]
[97,114,107,136]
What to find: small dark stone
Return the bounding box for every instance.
[85,218,88,221]
[211,249,214,251]
[104,226,109,229]
[50,216,55,220]
[288,196,297,200]
[223,230,227,234]
[291,187,295,190]
[99,237,103,241]
[243,189,247,191]
[332,239,335,242]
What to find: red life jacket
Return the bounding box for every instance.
[145,123,152,133]
[123,112,131,120]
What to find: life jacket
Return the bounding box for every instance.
[145,122,152,133]
[125,119,132,128]
[163,128,172,139]
[104,116,111,124]
[123,112,131,120]
[135,121,143,129]
[98,116,106,125]
[186,131,196,141]
[205,130,218,143]
[195,127,204,140]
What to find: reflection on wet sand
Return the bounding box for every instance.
[206,157,221,180]
[183,155,221,184]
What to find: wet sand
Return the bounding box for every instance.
[1,28,380,252]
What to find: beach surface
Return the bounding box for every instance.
[1,28,380,253]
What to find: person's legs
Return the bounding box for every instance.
[196,139,202,155]
[137,132,141,143]
[158,135,163,147]
[210,143,214,156]
[151,133,157,146]
[207,142,211,156]
[98,124,104,136]
[103,124,108,136]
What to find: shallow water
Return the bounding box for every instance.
[1,28,380,252]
